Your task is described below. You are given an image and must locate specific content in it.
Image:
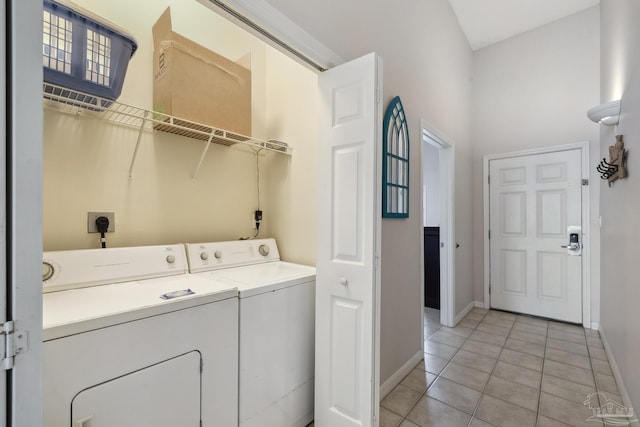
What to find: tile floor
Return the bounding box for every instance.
[308,308,624,427]
[379,307,623,427]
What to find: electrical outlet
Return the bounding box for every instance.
[88,212,115,233]
[251,212,263,229]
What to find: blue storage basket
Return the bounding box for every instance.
[42,0,137,104]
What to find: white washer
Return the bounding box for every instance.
[42,244,239,427]
[186,238,316,427]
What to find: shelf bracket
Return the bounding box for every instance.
[128,110,150,179]
[192,131,215,180]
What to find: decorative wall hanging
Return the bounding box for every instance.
[597,135,628,186]
[382,96,410,218]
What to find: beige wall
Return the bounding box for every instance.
[264,0,475,384]
[263,50,318,266]
[599,0,640,412]
[471,8,601,318]
[43,0,317,259]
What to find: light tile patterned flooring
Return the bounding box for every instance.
[379,307,622,427]
[308,308,623,427]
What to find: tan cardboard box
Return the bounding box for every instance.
[152,7,251,141]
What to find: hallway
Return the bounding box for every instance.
[378,308,623,427]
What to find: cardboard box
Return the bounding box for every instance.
[152,7,251,142]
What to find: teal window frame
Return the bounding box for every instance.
[382,96,409,218]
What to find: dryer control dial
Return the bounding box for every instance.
[214,251,222,259]
[42,262,55,281]
[258,245,270,257]
[166,255,176,264]
[200,252,209,261]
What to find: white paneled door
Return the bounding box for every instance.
[0,2,6,425]
[316,53,382,427]
[489,149,582,323]
[4,1,44,426]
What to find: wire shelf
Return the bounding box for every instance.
[42,82,292,155]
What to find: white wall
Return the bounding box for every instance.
[43,0,317,263]
[264,0,474,385]
[423,142,440,227]
[599,0,640,412]
[471,8,601,319]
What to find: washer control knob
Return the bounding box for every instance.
[166,255,176,264]
[42,262,54,281]
[200,252,209,261]
[214,251,222,259]
[258,245,270,257]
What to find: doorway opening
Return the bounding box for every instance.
[420,121,455,333]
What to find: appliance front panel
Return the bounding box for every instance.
[43,244,188,292]
[72,351,201,427]
[239,281,315,427]
[185,238,280,273]
[43,298,239,426]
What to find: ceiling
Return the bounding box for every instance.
[447,0,600,50]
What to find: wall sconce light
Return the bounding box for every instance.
[587,99,621,126]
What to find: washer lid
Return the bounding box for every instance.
[197,261,316,298]
[43,274,237,340]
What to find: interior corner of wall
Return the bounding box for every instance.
[236,51,252,70]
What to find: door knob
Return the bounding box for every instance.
[339,278,348,286]
[562,227,582,256]
[561,243,580,250]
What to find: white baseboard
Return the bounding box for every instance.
[590,321,600,331]
[474,301,486,309]
[380,350,423,401]
[598,325,639,426]
[454,301,475,325]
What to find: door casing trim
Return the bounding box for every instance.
[420,120,455,327]
[483,142,591,327]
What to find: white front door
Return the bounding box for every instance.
[489,149,582,323]
[316,52,382,427]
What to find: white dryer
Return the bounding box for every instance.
[186,238,316,427]
[42,244,239,427]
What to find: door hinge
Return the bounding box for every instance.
[488,230,491,239]
[488,175,490,184]
[582,179,589,186]
[1,321,28,371]
[489,284,491,295]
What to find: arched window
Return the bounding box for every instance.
[382,96,409,218]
